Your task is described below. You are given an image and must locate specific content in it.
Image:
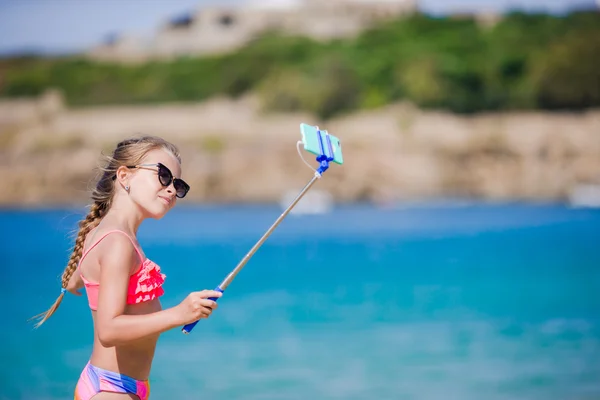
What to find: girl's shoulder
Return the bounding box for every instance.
[81,227,144,272]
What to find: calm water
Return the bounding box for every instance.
[1,202,599,400]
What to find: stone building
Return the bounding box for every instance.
[87,0,417,63]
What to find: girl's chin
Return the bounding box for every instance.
[142,203,170,219]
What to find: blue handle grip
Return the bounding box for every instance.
[181,286,224,334]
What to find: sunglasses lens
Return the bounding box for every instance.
[174,180,189,198]
[157,166,172,187]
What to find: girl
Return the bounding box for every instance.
[32,136,222,399]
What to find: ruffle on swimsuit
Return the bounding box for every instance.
[78,230,166,310]
[127,258,165,304]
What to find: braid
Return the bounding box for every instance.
[30,201,108,328]
[60,202,105,291]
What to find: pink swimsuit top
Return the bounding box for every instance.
[77,230,166,311]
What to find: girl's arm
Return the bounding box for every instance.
[66,268,84,296]
[94,234,220,347]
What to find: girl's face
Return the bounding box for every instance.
[127,149,189,219]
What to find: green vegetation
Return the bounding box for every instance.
[1,11,599,119]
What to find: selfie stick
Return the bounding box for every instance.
[182,128,335,334]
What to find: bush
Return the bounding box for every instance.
[532,31,600,110]
[259,55,361,119]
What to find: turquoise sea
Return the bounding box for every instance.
[1,202,599,399]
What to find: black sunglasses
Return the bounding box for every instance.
[126,163,190,198]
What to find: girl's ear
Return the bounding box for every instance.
[115,165,132,189]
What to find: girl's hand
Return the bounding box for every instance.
[174,290,222,325]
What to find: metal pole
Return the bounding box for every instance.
[182,173,322,334]
[219,173,321,290]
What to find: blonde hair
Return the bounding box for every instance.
[31,135,181,328]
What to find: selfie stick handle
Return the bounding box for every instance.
[182,129,334,335]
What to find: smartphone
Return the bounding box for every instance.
[300,123,344,165]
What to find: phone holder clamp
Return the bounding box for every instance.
[315,127,334,176]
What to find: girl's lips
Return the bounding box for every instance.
[159,196,171,205]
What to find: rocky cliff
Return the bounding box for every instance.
[1,90,599,207]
